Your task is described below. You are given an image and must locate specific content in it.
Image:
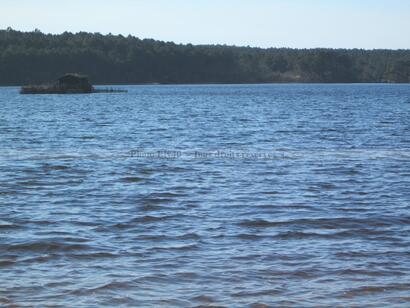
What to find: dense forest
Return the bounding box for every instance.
[0,28,409,85]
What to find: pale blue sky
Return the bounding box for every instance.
[1,0,409,49]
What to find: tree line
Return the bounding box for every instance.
[0,28,409,85]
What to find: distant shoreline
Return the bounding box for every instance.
[1,29,409,86]
[1,82,409,88]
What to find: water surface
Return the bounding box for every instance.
[1,84,410,307]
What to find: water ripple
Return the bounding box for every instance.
[1,84,410,307]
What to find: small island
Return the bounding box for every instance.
[21,73,127,94]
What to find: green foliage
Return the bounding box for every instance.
[0,28,409,85]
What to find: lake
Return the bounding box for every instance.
[1,84,410,307]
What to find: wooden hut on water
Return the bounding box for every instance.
[20,73,126,94]
[57,74,93,92]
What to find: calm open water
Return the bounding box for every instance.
[1,84,410,307]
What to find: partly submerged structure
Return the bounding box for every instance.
[21,74,126,94]
[58,74,93,92]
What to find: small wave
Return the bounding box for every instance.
[141,197,175,205]
[79,136,96,140]
[192,295,216,303]
[261,191,280,195]
[236,233,266,240]
[0,297,13,305]
[137,274,171,283]
[0,221,20,230]
[15,254,59,265]
[138,204,168,212]
[341,283,410,298]
[168,166,191,173]
[232,289,283,297]
[69,281,131,296]
[95,122,114,127]
[130,215,177,224]
[5,241,90,253]
[112,214,197,229]
[68,252,119,260]
[319,183,337,190]
[336,268,405,277]
[238,216,410,229]
[0,259,16,267]
[0,190,18,196]
[43,164,70,171]
[149,244,199,252]
[146,192,188,198]
[248,303,271,308]
[120,177,144,183]
[273,230,357,240]
[178,233,201,240]
[139,168,156,175]
[175,271,200,279]
[238,219,281,228]
[335,250,410,259]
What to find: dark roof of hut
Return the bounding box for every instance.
[58,73,89,81]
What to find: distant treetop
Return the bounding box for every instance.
[0,28,409,85]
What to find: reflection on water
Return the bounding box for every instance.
[1,84,410,307]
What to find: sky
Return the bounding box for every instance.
[1,0,410,49]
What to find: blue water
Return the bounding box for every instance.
[1,84,410,307]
